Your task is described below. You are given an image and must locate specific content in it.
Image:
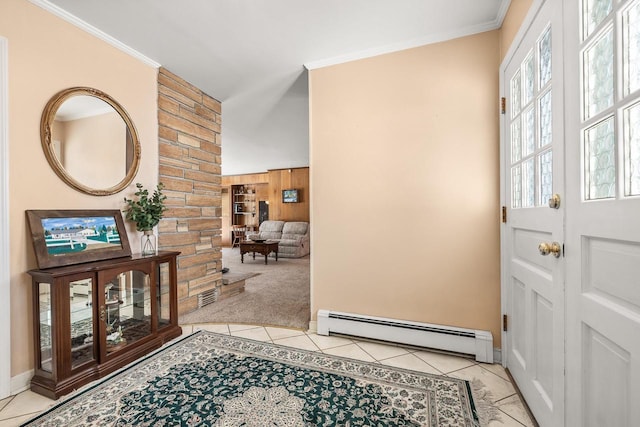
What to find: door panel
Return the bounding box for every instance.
[585,237,640,307]
[510,279,527,367]
[501,1,564,425]
[504,0,640,424]
[583,326,631,427]
[564,0,640,424]
[513,228,555,271]
[533,294,553,405]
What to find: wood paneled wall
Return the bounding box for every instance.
[221,167,309,245]
[268,168,310,223]
[221,173,269,246]
[221,172,269,186]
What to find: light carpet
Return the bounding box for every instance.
[23,331,484,426]
[179,247,310,329]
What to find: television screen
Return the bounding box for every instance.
[282,189,299,203]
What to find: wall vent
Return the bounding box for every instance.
[197,288,218,309]
[317,310,493,363]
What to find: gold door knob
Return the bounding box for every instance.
[548,194,561,209]
[538,242,562,258]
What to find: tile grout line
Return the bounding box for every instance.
[315,342,356,352]
[304,333,352,352]
[492,392,518,404]
[263,326,275,342]
[0,394,16,420]
[477,364,512,383]
[0,411,42,423]
[274,333,322,352]
[497,407,529,427]
[410,353,459,375]
[353,341,382,363]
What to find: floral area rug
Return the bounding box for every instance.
[23,331,481,426]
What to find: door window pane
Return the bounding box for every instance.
[583,0,613,39]
[581,0,640,201]
[523,107,536,156]
[539,27,552,88]
[511,70,522,119]
[510,26,553,210]
[523,158,535,207]
[623,0,640,96]
[584,28,614,119]
[624,101,640,195]
[539,90,553,147]
[512,119,522,162]
[539,150,553,206]
[512,165,522,208]
[523,53,535,105]
[585,117,616,199]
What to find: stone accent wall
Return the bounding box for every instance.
[157,67,223,315]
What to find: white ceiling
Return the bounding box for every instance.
[41,0,510,175]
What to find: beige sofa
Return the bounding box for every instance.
[248,220,310,258]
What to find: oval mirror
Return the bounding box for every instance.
[40,87,141,196]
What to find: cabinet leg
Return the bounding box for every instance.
[241,252,244,263]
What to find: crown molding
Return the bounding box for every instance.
[29,0,160,69]
[304,21,500,70]
[495,0,513,28]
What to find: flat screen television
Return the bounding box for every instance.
[282,189,299,203]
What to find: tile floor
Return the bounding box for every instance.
[0,324,536,427]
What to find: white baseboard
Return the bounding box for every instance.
[307,320,317,333]
[317,310,494,363]
[10,370,33,395]
[493,348,502,364]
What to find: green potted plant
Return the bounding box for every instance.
[123,183,166,255]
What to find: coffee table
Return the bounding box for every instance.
[239,240,279,264]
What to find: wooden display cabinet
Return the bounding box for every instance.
[27,251,182,399]
[231,184,257,229]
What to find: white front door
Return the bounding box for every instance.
[564,0,640,424]
[501,1,565,425]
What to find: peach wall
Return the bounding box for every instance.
[1,0,158,377]
[500,0,534,61]
[309,31,502,347]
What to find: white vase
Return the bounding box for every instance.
[141,230,156,256]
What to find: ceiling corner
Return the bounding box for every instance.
[28,0,160,69]
[495,0,513,27]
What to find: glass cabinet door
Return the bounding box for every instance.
[102,269,152,354]
[38,282,52,373]
[69,278,95,369]
[157,261,171,329]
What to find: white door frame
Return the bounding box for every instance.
[499,0,544,366]
[0,36,11,399]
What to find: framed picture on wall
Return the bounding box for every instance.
[26,209,132,268]
[282,189,299,203]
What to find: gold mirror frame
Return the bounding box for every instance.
[40,87,141,196]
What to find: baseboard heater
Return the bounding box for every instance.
[317,310,493,363]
